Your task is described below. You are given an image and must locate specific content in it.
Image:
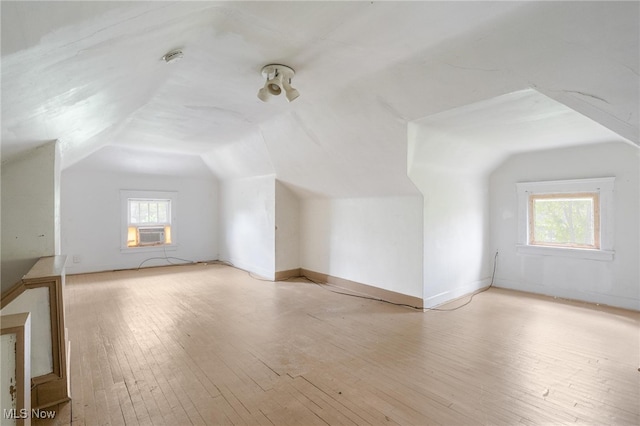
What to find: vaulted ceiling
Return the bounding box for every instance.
[2,1,638,197]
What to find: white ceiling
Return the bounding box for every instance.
[1,1,638,197]
[409,89,633,176]
[66,144,213,179]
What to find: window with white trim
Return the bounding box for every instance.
[516,178,614,261]
[127,198,172,247]
[121,190,177,251]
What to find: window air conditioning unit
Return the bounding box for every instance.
[138,227,165,246]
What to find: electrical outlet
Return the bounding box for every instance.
[73,255,81,264]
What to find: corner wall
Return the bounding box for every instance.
[1,142,60,291]
[490,142,640,310]
[275,181,300,274]
[299,196,423,299]
[408,120,494,308]
[411,169,493,308]
[218,174,276,279]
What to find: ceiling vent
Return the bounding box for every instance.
[162,49,184,63]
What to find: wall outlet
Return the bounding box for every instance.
[72,255,81,264]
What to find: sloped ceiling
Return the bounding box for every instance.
[2,1,638,197]
[409,89,634,177]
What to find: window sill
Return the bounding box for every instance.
[120,245,178,254]
[516,244,614,261]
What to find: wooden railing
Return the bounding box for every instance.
[0,255,69,409]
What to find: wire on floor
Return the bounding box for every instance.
[136,245,197,270]
[210,251,499,312]
[210,259,296,283]
[424,250,499,312]
[303,275,424,310]
[306,251,498,312]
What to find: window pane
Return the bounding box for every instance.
[128,198,171,226]
[129,201,139,224]
[140,202,149,223]
[149,202,158,223]
[158,202,167,223]
[532,195,596,247]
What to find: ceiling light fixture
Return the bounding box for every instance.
[257,64,300,102]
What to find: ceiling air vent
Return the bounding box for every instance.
[162,49,183,63]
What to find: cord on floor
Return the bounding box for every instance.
[303,251,498,312]
[136,245,197,270]
[208,251,499,312]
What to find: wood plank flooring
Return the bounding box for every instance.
[35,263,639,425]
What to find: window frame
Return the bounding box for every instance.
[516,177,615,261]
[120,190,178,253]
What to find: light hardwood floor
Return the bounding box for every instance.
[37,263,638,425]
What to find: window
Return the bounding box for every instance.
[121,190,177,251]
[127,199,172,247]
[516,178,614,260]
[529,192,599,249]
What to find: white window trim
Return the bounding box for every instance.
[120,190,178,253]
[516,177,615,261]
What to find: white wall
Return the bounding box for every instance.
[1,141,60,292]
[61,168,218,274]
[410,169,493,308]
[490,142,640,310]
[218,175,276,279]
[275,181,300,273]
[408,120,494,308]
[300,196,423,298]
